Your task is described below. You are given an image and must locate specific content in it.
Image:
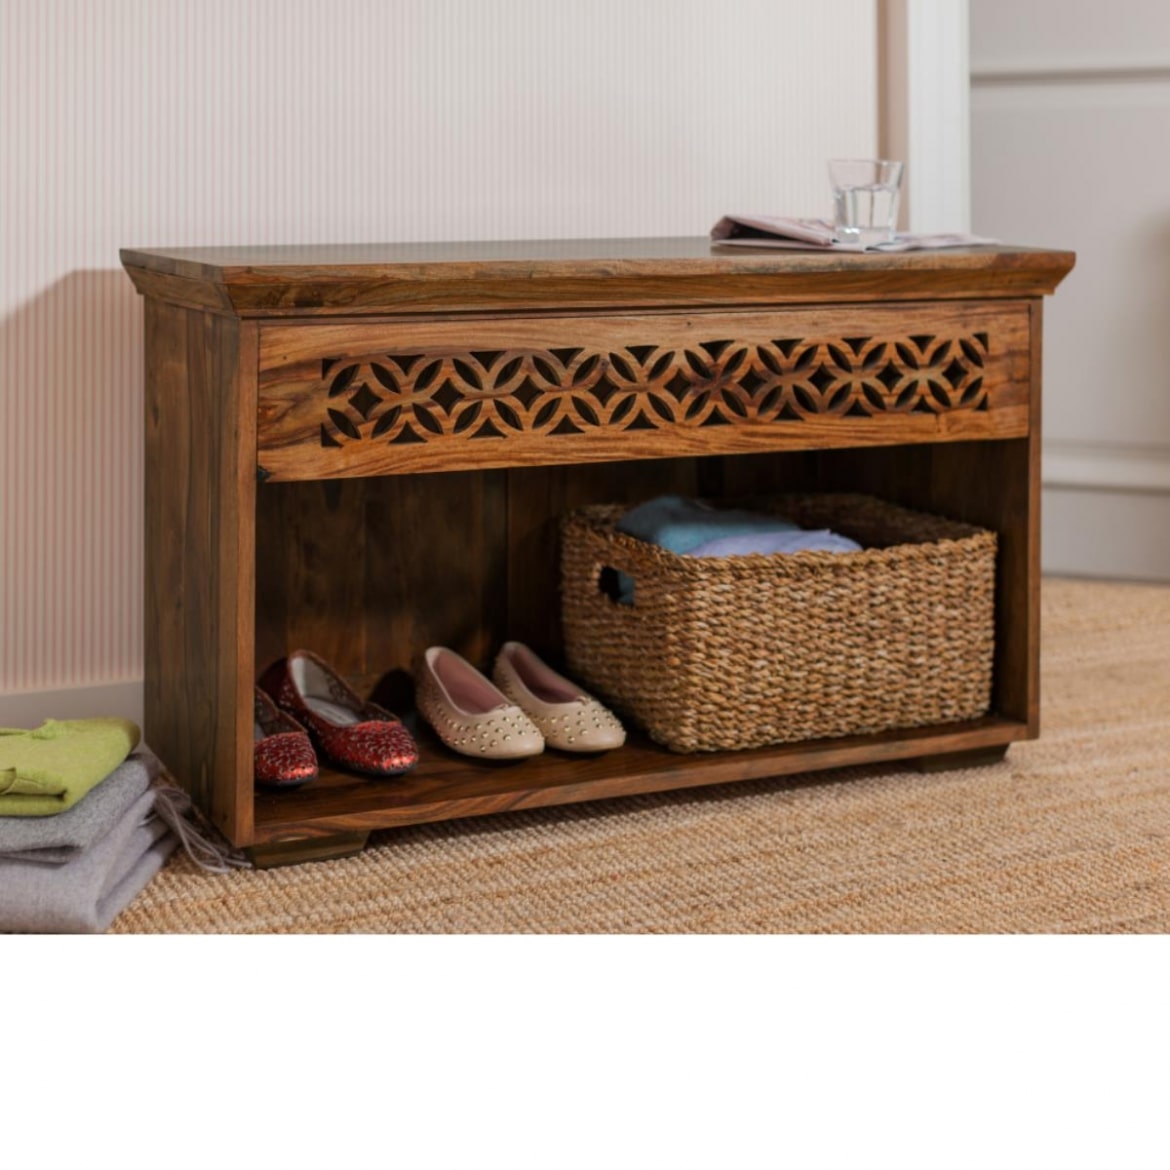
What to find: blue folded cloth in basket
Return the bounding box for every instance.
[616,495,801,553]
[685,529,862,558]
[612,495,860,603]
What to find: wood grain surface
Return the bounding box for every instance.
[251,717,1030,842]
[255,470,508,687]
[125,241,1074,853]
[256,303,1031,480]
[121,240,1076,316]
[143,302,255,844]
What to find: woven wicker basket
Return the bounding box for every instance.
[560,494,997,753]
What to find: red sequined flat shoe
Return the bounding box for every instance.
[258,650,419,777]
[253,687,318,790]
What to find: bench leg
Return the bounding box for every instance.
[246,832,370,869]
[913,745,1010,774]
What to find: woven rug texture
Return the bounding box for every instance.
[111,578,1170,933]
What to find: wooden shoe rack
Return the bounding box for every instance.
[121,239,1074,866]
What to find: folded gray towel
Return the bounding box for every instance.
[0,749,158,864]
[0,789,178,933]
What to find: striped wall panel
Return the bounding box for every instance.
[0,0,877,696]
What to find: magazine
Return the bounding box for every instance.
[710,214,997,253]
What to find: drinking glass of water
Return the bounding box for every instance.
[828,159,904,246]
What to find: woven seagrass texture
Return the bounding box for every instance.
[560,494,996,752]
[109,578,1170,934]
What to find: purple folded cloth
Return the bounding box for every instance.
[685,529,861,558]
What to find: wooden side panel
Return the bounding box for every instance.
[255,302,1031,480]
[1027,300,1043,733]
[144,301,255,843]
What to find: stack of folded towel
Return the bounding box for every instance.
[613,495,861,603]
[0,717,243,933]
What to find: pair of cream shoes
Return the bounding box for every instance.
[417,642,626,760]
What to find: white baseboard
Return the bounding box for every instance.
[1041,440,1170,580]
[1044,441,1170,494]
[0,679,144,728]
[1043,485,1170,582]
[972,61,1170,86]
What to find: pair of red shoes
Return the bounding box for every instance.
[253,650,419,790]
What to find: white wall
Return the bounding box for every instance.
[970,0,1170,580]
[0,0,878,724]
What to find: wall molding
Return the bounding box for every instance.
[1043,440,1170,495]
[973,61,1170,86]
[1043,485,1170,583]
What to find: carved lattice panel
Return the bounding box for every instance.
[256,305,1030,479]
[313,332,992,450]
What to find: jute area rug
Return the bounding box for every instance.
[113,578,1170,933]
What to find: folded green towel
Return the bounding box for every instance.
[0,718,141,816]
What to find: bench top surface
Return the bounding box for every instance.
[120,238,1075,314]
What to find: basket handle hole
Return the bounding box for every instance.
[597,565,626,604]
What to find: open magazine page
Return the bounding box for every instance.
[710,214,997,252]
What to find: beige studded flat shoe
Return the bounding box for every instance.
[416,646,544,760]
[492,642,626,753]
